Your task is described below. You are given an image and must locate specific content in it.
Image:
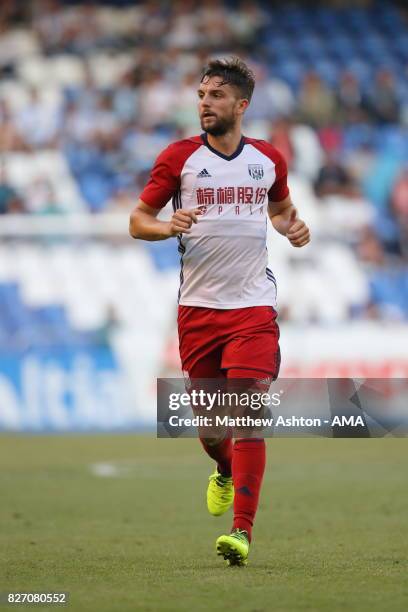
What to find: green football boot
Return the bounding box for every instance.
[216,528,250,566]
[207,470,234,516]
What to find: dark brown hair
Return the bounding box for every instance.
[200,57,255,102]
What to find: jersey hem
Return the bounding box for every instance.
[178,300,277,309]
[220,364,277,375]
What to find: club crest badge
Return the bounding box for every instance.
[248,164,264,180]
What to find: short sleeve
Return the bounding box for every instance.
[139,146,180,209]
[268,150,289,202]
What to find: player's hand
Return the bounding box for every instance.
[167,208,202,236]
[286,209,310,248]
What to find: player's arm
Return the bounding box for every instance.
[268,194,310,248]
[129,200,201,241]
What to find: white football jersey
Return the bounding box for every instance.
[140,134,289,309]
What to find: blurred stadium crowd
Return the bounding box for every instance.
[0,0,408,341]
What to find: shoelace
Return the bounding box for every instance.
[215,474,231,487]
[230,529,249,544]
[209,473,231,485]
[210,473,232,501]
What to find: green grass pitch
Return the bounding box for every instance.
[0,435,407,611]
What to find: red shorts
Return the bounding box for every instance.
[178,305,280,381]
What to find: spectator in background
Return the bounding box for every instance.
[121,123,170,173]
[245,67,295,121]
[137,1,168,44]
[269,116,324,181]
[138,70,176,129]
[112,70,139,126]
[65,94,114,149]
[69,62,100,113]
[318,123,344,157]
[269,117,294,169]
[198,0,231,49]
[93,92,121,143]
[357,227,387,267]
[390,165,408,254]
[62,98,96,145]
[314,154,374,242]
[0,0,27,27]
[162,47,200,82]
[61,3,101,54]
[0,99,25,152]
[0,7,37,76]
[290,121,324,181]
[171,72,201,133]
[336,71,367,124]
[314,154,356,198]
[365,69,400,124]
[93,304,121,347]
[63,89,120,149]
[25,178,62,214]
[0,164,25,214]
[34,0,100,55]
[298,72,337,127]
[16,86,61,150]
[356,227,407,321]
[165,0,200,49]
[230,0,267,48]
[32,0,70,54]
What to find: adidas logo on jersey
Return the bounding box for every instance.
[197,168,212,178]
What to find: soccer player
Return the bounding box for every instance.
[129,58,310,566]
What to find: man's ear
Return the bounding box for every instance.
[237,99,249,115]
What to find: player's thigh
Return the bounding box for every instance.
[222,306,281,381]
[188,348,225,379]
[178,305,222,378]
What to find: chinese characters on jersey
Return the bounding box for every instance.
[196,186,268,215]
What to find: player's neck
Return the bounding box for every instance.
[206,129,243,157]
